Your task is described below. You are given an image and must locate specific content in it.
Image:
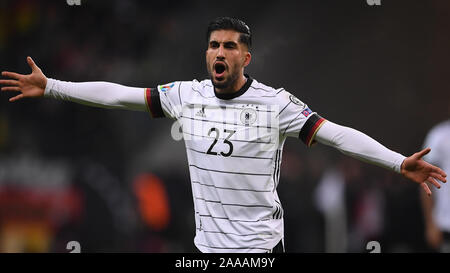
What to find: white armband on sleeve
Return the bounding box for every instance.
[315,120,406,173]
[44,78,147,111]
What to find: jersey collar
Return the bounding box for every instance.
[214,74,253,100]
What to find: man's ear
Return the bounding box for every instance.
[243,51,251,67]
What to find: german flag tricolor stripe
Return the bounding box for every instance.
[144,88,165,118]
[299,114,326,147]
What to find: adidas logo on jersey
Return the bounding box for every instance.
[195,107,206,118]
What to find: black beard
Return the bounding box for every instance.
[209,70,238,91]
[211,78,230,89]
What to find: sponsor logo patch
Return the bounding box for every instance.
[158,83,175,92]
[302,108,312,117]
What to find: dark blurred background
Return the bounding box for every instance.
[0,0,449,253]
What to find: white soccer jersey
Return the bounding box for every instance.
[423,120,450,232]
[145,75,326,253]
[44,74,408,252]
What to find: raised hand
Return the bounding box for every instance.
[401,148,447,196]
[1,56,47,102]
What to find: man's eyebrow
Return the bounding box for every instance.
[224,41,237,46]
[209,40,238,44]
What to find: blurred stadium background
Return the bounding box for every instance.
[0,0,449,252]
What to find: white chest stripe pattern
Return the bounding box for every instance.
[154,77,317,253]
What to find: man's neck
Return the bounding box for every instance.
[215,74,247,94]
[213,74,252,100]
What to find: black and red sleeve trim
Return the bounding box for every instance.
[144,88,165,118]
[299,114,326,147]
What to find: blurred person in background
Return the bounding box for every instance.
[315,156,385,253]
[315,158,348,253]
[421,118,450,252]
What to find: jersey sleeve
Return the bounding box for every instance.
[145,81,190,119]
[45,79,149,111]
[278,90,326,146]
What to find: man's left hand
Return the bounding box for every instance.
[401,148,447,196]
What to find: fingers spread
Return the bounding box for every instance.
[9,94,24,102]
[421,183,432,196]
[427,177,441,189]
[2,71,22,80]
[27,56,38,72]
[435,167,447,178]
[0,79,20,86]
[1,86,21,92]
[417,148,431,159]
[430,171,447,183]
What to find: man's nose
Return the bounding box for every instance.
[216,45,225,59]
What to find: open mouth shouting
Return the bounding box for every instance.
[213,61,227,80]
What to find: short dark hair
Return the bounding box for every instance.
[206,17,252,50]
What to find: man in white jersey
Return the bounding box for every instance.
[421,119,450,252]
[0,17,447,253]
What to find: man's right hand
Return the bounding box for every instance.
[1,56,47,102]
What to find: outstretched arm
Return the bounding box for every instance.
[1,57,147,111]
[314,120,447,195]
